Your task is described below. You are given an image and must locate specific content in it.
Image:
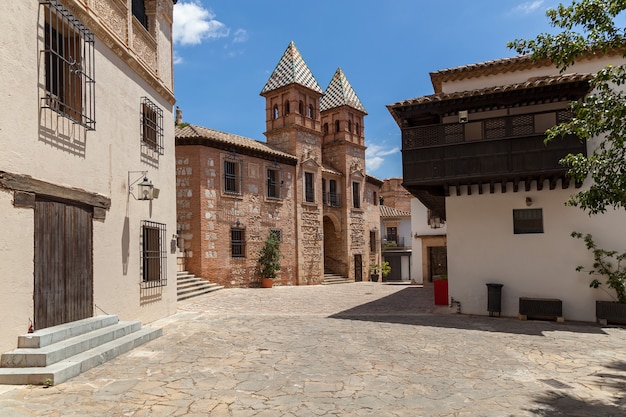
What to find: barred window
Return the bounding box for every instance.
[267,168,281,199]
[270,229,282,242]
[231,227,245,258]
[41,0,96,130]
[141,97,164,155]
[141,221,167,288]
[224,156,242,195]
[352,182,361,209]
[305,172,315,203]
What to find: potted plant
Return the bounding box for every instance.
[369,261,391,282]
[572,232,626,324]
[380,261,391,282]
[433,274,448,305]
[257,232,282,288]
[369,264,381,282]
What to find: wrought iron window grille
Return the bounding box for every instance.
[40,0,96,130]
[141,97,164,156]
[140,220,167,288]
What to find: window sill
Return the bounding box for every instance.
[222,192,244,200]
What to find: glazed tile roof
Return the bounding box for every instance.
[380,205,411,218]
[320,67,367,113]
[176,124,297,162]
[388,73,593,109]
[260,41,323,95]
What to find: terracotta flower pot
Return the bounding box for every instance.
[261,277,274,288]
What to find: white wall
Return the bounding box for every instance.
[0,2,177,352]
[411,198,447,283]
[446,182,626,322]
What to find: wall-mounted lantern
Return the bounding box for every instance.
[128,171,159,201]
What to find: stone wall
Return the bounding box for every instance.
[176,145,297,287]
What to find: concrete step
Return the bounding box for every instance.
[178,285,224,301]
[17,315,119,349]
[2,321,142,368]
[0,326,162,386]
[176,271,223,302]
[322,274,351,285]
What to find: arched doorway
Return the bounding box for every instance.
[323,215,346,276]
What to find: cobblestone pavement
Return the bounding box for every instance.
[2,282,626,416]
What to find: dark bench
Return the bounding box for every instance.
[518,297,564,322]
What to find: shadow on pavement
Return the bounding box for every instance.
[528,360,626,416]
[328,287,609,337]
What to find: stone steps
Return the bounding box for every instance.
[177,271,224,301]
[322,273,351,285]
[0,315,161,386]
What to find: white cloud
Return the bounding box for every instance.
[233,29,249,44]
[365,143,400,172]
[173,1,229,46]
[173,52,183,65]
[514,0,544,15]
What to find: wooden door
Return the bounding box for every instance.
[354,255,362,282]
[34,199,93,329]
[429,246,448,281]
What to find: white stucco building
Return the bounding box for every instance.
[0,0,177,354]
[389,51,626,322]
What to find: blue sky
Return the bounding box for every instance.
[172,0,560,180]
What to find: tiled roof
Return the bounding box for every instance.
[429,48,624,93]
[321,164,343,176]
[260,41,323,95]
[320,67,367,113]
[380,205,411,218]
[176,124,297,161]
[388,73,592,108]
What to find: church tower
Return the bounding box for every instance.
[320,68,369,281]
[260,42,325,284]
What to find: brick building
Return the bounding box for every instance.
[176,42,382,288]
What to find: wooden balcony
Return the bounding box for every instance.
[401,110,586,196]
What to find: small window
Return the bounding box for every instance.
[323,123,329,134]
[356,123,361,136]
[231,227,245,257]
[299,101,304,114]
[386,227,398,244]
[513,209,543,234]
[328,179,339,207]
[224,158,242,195]
[284,101,290,115]
[348,120,352,133]
[141,97,164,155]
[141,221,167,288]
[42,1,96,130]
[373,191,378,206]
[352,182,361,209]
[370,231,377,252]
[305,172,315,203]
[132,0,148,30]
[267,168,281,199]
[270,229,282,242]
[335,120,340,132]
[273,105,279,119]
[308,105,314,118]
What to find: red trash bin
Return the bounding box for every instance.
[434,279,449,305]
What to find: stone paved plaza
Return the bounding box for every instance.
[1,282,626,416]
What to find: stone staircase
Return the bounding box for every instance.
[0,315,161,386]
[322,272,352,285]
[177,271,224,301]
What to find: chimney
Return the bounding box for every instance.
[175,106,182,125]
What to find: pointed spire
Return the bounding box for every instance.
[320,67,367,114]
[260,41,323,95]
